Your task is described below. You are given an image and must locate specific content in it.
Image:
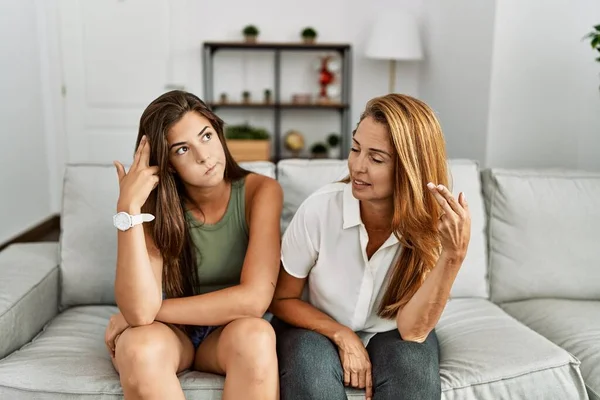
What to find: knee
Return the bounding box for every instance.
[115,323,171,392]
[279,329,341,382]
[222,317,276,371]
[375,341,440,396]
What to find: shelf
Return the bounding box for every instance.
[203,41,351,52]
[208,102,349,110]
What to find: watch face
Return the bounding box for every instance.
[114,212,131,231]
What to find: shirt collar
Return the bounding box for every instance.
[342,183,400,247]
[343,183,362,229]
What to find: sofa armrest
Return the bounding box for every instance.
[0,242,60,359]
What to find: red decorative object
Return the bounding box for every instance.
[318,56,335,98]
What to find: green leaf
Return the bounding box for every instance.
[596,56,600,62]
[595,24,600,31]
[592,36,600,49]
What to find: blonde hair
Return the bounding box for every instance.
[355,94,448,319]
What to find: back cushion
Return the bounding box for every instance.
[60,162,275,308]
[482,168,600,303]
[277,158,489,298]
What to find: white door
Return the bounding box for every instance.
[59,0,190,164]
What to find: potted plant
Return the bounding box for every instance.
[326,132,340,158]
[310,142,328,159]
[219,92,228,104]
[264,89,272,104]
[583,24,600,91]
[243,25,259,43]
[225,124,270,161]
[242,90,251,104]
[301,27,318,44]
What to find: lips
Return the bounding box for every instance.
[353,178,371,186]
[205,165,216,174]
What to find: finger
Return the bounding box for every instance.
[148,166,160,175]
[113,161,126,181]
[133,136,146,169]
[435,184,464,215]
[358,369,366,389]
[366,368,373,400]
[427,182,454,215]
[140,135,151,168]
[343,367,350,386]
[351,371,359,388]
[459,191,469,210]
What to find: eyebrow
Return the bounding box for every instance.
[169,126,209,150]
[352,138,392,157]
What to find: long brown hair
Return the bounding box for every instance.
[136,90,249,306]
[351,94,449,319]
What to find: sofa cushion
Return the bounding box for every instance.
[437,299,587,399]
[0,306,368,399]
[501,299,600,400]
[0,243,59,359]
[0,302,588,399]
[277,159,489,299]
[60,162,276,308]
[482,169,600,303]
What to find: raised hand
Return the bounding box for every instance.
[113,135,159,212]
[427,182,471,260]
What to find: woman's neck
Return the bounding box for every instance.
[184,179,231,214]
[360,198,394,232]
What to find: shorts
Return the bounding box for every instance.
[189,325,220,349]
[162,292,219,349]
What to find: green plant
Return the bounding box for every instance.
[264,89,272,96]
[242,91,251,97]
[301,27,317,39]
[583,24,600,62]
[243,25,259,37]
[326,133,340,148]
[310,142,328,154]
[225,124,269,140]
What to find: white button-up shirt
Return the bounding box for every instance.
[281,182,401,345]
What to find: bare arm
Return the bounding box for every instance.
[269,269,350,344]
[113,136,162,326]
[154,175,283,326]
[396,184,471,342]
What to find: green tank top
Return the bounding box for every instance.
[186,179,249,295]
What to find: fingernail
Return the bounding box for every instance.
[141,135,146,142]
[437,184,444,190]
[427,182,435,189]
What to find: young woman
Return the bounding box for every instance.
[270,94,471,400]
[104,90,282,400]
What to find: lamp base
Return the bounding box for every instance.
[389,59,396,94]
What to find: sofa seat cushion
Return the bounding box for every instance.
[0,306,365,399]
[0,301,589,400]
[437,299,587,399]
[502,299,600,400]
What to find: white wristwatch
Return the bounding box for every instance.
[113,211,155,231]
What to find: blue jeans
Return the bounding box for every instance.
[273,318,441,400]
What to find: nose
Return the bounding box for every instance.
[352,151,368,173]
[194,146,211,164]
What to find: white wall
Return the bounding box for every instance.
[0,0,53,244]
[486,0,600,170]
[419,0,497,163]
[184,0,425,157]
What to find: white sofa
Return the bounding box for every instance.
[0,159,598,399]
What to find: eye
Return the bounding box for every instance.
[371,157,383,164]
[350,147,359,153]
[201,132,212,142]
[175,146,188,155]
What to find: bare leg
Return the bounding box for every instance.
[194,317,279,400]
[111,322,195,400]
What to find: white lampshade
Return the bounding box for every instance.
[365,11,423,61]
